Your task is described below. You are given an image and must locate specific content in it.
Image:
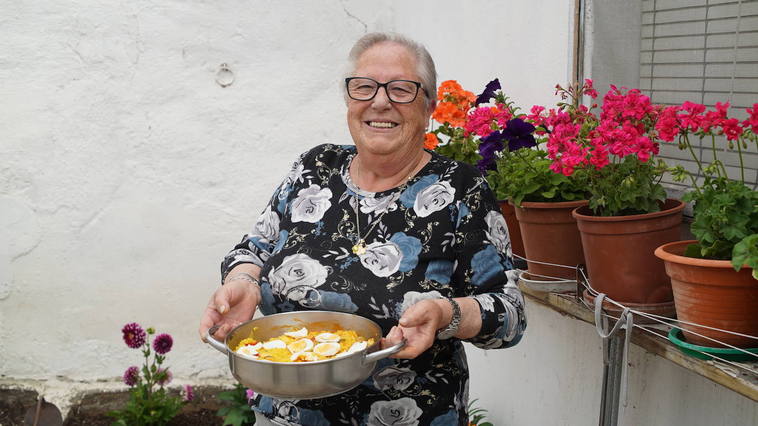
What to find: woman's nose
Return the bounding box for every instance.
[371,87,392,109]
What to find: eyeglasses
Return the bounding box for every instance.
[345,77,427,104]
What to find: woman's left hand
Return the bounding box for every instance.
[382,298,448,359]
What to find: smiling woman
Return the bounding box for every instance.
[199,32,527,426]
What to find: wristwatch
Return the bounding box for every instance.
[436,297,461,340]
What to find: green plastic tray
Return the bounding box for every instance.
[668,328,758,362]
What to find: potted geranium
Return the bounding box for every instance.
[654,102,758,348]
[479,80,590,282]
[534,83,685,316]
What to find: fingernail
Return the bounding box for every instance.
[218,305,227,314]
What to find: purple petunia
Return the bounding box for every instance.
[502,118,537,151]
[122,323,146,349]
[477,131,507,173]
[153,333,173,354]
[123,366,139,387]
[182,385,195,402]
[475,78,502,106]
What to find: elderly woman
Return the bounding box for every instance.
[199,32,526,425]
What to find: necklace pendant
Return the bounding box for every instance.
[352,240,367,255]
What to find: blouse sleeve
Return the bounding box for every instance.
[219,152,307,283]
[453,178,527,349]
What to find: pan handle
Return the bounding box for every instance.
[205,325,229,355]
[363,339,406,364]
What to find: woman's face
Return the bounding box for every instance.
[347,42,433,158]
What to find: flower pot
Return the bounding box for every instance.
[499,201,525,261]
[572,199,684,312]
[655,240,757,348]
[512,200,587,281]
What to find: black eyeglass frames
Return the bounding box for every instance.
[345,77,427,104]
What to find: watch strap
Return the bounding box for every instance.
[436,297,461,340]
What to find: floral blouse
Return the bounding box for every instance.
[221,144,526,425]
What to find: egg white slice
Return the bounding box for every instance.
[287,338,314,354]
[313,342,341,357]
[236,346,260,358]
[315,332,341,343]
[345,341,367,355]
[290,351,319,362]
[262,339,287,350]
[284,327,308,338]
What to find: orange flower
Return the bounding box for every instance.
[437,80,476,108]
[432,101,469,127]
[424,133,439,150]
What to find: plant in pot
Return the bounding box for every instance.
[654,101,758,348]
[481,80,592,284]
[427,78,528,263]
[537,83,683,316]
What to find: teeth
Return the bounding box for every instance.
[368,121,397,128]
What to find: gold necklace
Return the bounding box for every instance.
[350,159,416,255]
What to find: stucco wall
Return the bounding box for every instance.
[2,1,754,424]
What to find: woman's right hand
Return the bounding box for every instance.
[198,269,262,342]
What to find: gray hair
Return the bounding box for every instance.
[345,32,437,109]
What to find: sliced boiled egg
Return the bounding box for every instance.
[313,342,341,357]
[236,345,260,358]
[315,332,341,343]
[284,327,308,338]
[290,351,319,362]
[287,338,314,354]
[345,341,367,355]
[262,339,286,350]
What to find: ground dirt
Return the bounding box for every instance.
[1,386,233,426]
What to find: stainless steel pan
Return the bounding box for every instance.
[206,310,404,399]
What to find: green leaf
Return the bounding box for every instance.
[221,410,247,426]
[732,234,758,274]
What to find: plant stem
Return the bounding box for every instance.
[736,135,745,183]
[711,134,728,178]
[683,135,704,175]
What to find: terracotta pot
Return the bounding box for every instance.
[499,201,525,261]
[572,199,684,307]
[655,240,758,348]
[512,200,587,281]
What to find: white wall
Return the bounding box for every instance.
[2,1,753,423]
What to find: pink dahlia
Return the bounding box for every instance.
[123,366,139,387]
[122,323,146,349]
[153,333,173,354]
[182,385,195,402]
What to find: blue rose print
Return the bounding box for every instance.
[256,396,273,415]
[390,232,422,272]
[274,184,292,214]
[318,290,359,313]
[425,260,454,284]
[399,174,439,207]
[471,245,504,285]
[272,230,288,254]
[298,407,330,426]
[248,236,272,254]
[456,202,470,227]
[259,282,276,315]
[430,409,459,426]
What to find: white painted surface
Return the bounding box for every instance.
[1,0,754,423]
